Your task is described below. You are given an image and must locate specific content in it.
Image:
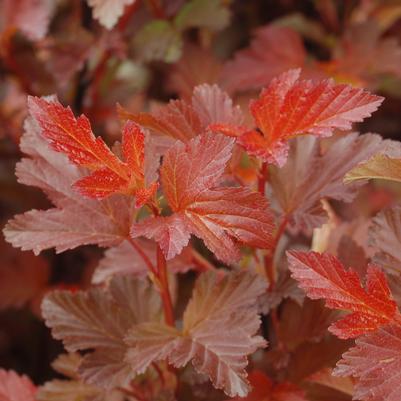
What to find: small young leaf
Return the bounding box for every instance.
[87,0,136,30]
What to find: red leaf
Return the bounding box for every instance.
[3,116,136,254]
[287,251,399,338]
[120,83,243,143]
[334,323,401,401]
[270,133,387,233]
[132,133,274,262]
[28,97,157,205]
[125,270,267,397]
[222,25,307,93]
[42,276,162,389]
[239,69,383,166]
[0,370,36,401]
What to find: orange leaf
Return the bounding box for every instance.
[287,251,399,338]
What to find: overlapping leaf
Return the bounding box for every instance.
[132,133,274,263]
[0,370,36,401]
[345,154,401,184]
[28,96,157,204]
[92,239,194,283]
[125,270,267,397]
[120,83,243,143]
[42,276,162,389]
[287,251,399,338]
[3,117,135,254]
[270,133,386,232]
[370,206,401,276]
[334,323,401,401]
[222,24,307,93]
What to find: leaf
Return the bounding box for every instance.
[1,0,54,40]
[229,370,306,401]
[370,206,401,276]
[134,20,182,63]
[121,83,243,142]
[38,354,119,401]
[222,24,307,93]
[132,133,274,263]
[0,370,36,401]
[287,251,399,339]
[42,276,162,389]
[236,69,383,166]
[167,44,222,99]
[334,323,401,401]
[326,22,401,87]
[37,380,99,401]
[125,270,267,397]
[344,154,401,184]
[28,97,157,204]
[92,239,194,284]
[174,0,230,32]
[3,117,136,254]
[86,0,136,29]
[270,133,386,233]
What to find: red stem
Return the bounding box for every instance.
[157,246,175,326]
[128,237,158,277]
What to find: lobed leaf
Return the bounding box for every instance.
[42,276,162,389]
[222,24,306,93]
[3,117,135,254]
[270,133,387,233]
[125,270,267,397]
[334,323,401,401]
[28,97,157,204]
[370,206,401,276]
[240,69,383,166]
[132,133,274,262]
[287,251,399,338]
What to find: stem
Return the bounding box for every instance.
[128,237,158,277]
[157,246,175,326]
